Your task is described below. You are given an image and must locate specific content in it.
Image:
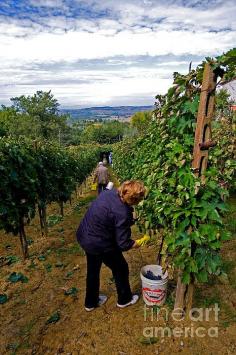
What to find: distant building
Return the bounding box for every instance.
[221,79,236,100]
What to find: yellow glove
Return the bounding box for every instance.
[91,183,97,191]
[136,235,151,247]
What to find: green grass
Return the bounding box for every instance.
[6,343,20,355]
[222,259,236,274]
[47,214,63,227]
[44,263,52,272]
[222,261,236,290]
[65,271,74,279]
[194,286,221,307]
[18,320,36,336]
[13,299,27,306]
[219,302,236,328]
[202,295,221,308]
[56,243,84,256]
[27,261,37,270]
[165,295,174,309]
[74,195,96,211]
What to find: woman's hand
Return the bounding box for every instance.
[135,235,151,247]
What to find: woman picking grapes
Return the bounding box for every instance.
[76,180,149,311]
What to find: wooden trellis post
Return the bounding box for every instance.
[192,63,218,178]
[174,63,219,313]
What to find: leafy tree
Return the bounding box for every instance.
[64,122,83,145]
[211,113,236,191]
[130,111,153,133]
[80,120,127,144]
[0,106,41,139]
[215,88,234,118]
[208,88,236,191]
[215,48,236,83]
[10,91,68,140]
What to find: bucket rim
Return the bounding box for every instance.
[140,264,168,281]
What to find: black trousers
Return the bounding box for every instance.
[85,250,132,308]
[98,183,107,194]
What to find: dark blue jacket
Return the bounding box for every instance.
[76,189,135,254]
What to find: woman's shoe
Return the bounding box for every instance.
[85,294,108,312]
[117,294,139,308]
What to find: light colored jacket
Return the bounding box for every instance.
[94,165,109,184]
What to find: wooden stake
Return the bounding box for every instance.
[174,63,218,313]
[192,63,218,181]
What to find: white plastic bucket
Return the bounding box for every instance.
[140,265,168,306]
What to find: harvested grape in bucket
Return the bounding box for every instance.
[145,270,162,280]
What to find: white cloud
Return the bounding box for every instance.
[0,59,178,106]
[0,28,235,63]
[29,0,66,8]
[0,0,235,106]
[73,0,236,32]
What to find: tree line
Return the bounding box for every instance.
[0,90,150,145]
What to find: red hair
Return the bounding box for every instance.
[118,180,146,205]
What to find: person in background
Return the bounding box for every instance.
[93,162,109,194]
[76,180,148,311]
[108,152,112,166]
[102,153,108,166]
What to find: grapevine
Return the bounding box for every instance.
[113,49,236,289]
[0,137,105,257]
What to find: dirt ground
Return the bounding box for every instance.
[0,184,236,355]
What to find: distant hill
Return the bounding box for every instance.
[60,106,154,121]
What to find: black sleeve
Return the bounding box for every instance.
[114,208,135,251]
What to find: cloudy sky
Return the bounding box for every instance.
[0,0,235,108]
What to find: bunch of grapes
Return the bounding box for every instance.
[145,270,162,280]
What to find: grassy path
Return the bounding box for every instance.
[0,180,236,354]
